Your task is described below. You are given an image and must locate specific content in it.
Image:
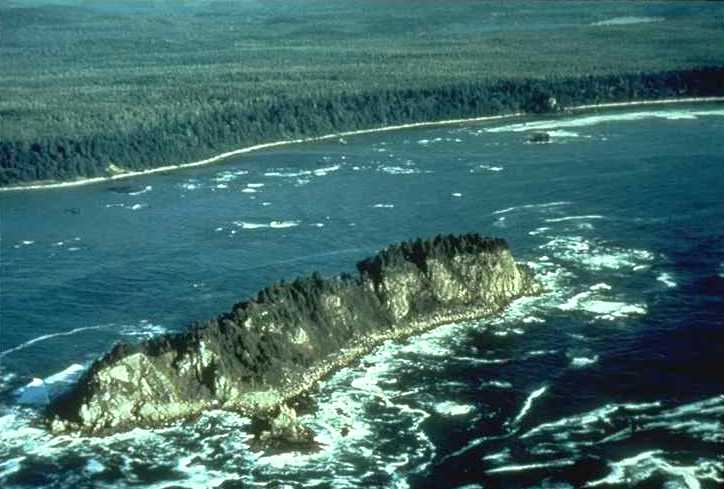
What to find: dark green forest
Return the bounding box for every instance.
[2,0,724,185]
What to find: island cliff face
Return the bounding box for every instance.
[47,234,539,434]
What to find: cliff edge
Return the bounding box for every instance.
[47,234,539,434]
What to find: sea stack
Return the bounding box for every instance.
[47,234,540,434]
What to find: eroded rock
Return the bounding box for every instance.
[47,233,540,434]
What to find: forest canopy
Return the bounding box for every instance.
[2,0,724,185]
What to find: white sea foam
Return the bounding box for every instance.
[0,371,17,392]
[570,355,599,368]
[417,136,461,146]
[655,395,724,419]
[582,300,647,320]
[454,356,510,365]
[481,380,513,389]
[486,459,575,474]
[313,165,341,176]
[547,129,581,138]
[84,459,105,474]
[592,16,664,26]
[558,291,592,311]
[235,221,266,229]
[540,236,654,271]
[657,272,677,288]
[233,220,300,230]
[586,450,722,488]
[501,397,724,487]
[401,336,454,358]
[263,164,342,180]
[0,456,24,480]
[528,226,551,236]
[379,166,419,175]
[589,283,612,291]
[521,401,660,440]
[493,201,571,215]
[264,169,307,178]
[522,316,545,324]
[470,164,504,174]
[270,220,299,229]
[241,188,257,193]
[246,183,264,188]
[248,338,437,488]
[0,325,108,360]
[544,215,605,223]
[128,185,152,196]
[434,401,475,417]
[511,386,547,426]
[526,349,552,359]
[120,320,166,339]
[213,170,248,183]
[558,291,646,320]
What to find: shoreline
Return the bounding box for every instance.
[3,95,723,193]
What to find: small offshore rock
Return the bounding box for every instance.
[528,131,551,144]
[255,405,319,452]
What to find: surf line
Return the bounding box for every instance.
[3,96,724,193]
[0,325,109,360]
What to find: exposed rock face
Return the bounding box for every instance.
[255,405,318,451]
[47,234,539,434]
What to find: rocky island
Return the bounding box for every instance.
[47,234,539,435]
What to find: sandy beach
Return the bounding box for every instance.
[3,96,723,193]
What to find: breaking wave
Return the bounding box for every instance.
[591,16,664,26]
[486,108,724,133]
[493,201,571,215]
[233,220,300,230]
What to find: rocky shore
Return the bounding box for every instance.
[47,234,540,435]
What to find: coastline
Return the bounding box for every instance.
[3,95,723,193]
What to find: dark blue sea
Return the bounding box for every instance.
[1,104,723,488]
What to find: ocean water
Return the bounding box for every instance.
[1,104,723,488]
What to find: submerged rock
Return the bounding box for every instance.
[47,233,540,434]
[527,131,551,144]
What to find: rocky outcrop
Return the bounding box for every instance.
[528,131,551,144]
[47,234,539,434]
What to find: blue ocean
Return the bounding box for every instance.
[1,104,723,488]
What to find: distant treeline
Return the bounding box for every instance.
[1,67,723,185]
